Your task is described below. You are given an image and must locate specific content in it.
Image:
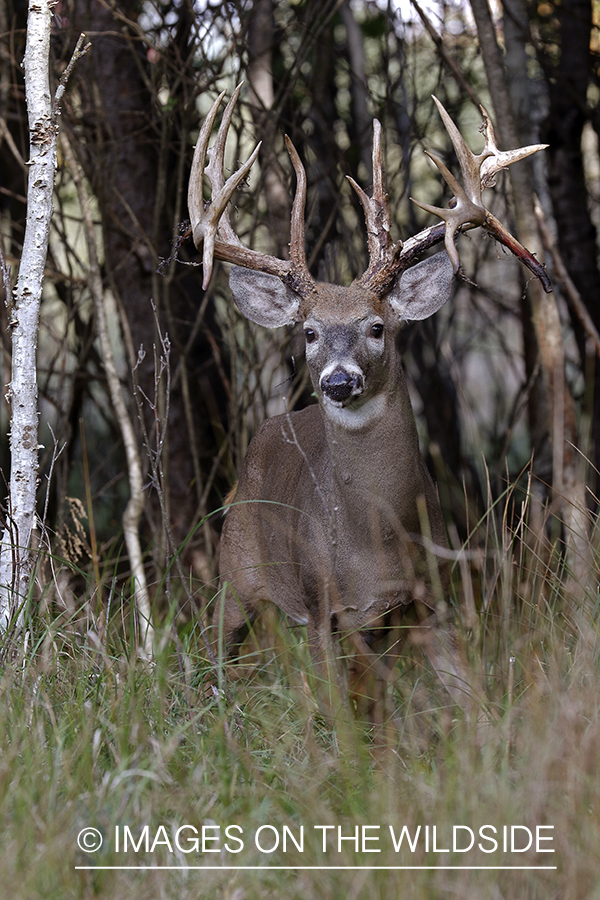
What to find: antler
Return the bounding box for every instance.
[352,97,551,294]
[189,87,551,298]
[188,83,315,297]
[346,120,397,280]
[412,97,551,290]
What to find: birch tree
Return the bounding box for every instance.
[0,2,88,631]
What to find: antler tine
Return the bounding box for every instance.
[347,176,374,252]
[431,95,490,206]
[188,88,227,234]
[348,119,397,280]
[371,119,386,208]
[188,84,262,289]
[284,135,316,291]
[479,106,548,188]
[204,84,248,243]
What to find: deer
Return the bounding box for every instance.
[188,84,550,721]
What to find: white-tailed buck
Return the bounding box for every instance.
[188,85,549,713]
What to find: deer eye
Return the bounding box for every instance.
[305,328,317,344]
[370,323,384,338]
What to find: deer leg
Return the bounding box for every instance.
[411,604,492,729]
[345,608,412,728]
[304,617,358,720]
[212,582,258,662]
[200,586,261,703]
[346,633,388,726]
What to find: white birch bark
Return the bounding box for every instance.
[0,0,54,629]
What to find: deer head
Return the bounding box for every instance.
[188,87,549,430]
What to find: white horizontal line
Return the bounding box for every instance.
[75,865,557,871]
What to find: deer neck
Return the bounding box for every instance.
[320,364,422,505]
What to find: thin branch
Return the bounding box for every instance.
[0,116,26,170]
[131,310,223,678]
[61,130,155,659]
[32,424,66,576]
[410,0,484,109]
[53,33,91,115]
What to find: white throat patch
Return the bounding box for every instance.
[322,393,388,431]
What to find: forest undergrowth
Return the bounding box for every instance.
[0,462,598,900]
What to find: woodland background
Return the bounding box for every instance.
[0,0,600,624]
[1,0,598,623]
[0,2,599,897]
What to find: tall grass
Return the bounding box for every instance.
[0,477,598,900]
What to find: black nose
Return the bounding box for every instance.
[321,369,362,402]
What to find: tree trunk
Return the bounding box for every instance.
[469,0,590,585]
[246,0,291,256]
[542,0,600,482]
[69,0,229,568]
[0,0,54,629]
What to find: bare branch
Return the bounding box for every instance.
[61,130,155,659]
[53,32,91,115]
[410,0,484,109]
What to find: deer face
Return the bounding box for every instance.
[305,310,387,401]
[302,285,392,429]
[230,251,456,431]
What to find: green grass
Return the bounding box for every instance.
[0,506,599,900]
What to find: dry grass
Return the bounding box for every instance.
[0,475,597,900]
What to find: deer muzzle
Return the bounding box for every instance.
[320,367,364,403]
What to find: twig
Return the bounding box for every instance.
[32,424,66,576]
[0,116,26,170]
[131,311,242,728]
[79,418,101,594]
[53,33,91,116]
[410,0,484,110]
[131,308,221,672]
[61,130,155,659]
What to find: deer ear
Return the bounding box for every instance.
[230,266,301,327]
[388,251,455,322]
